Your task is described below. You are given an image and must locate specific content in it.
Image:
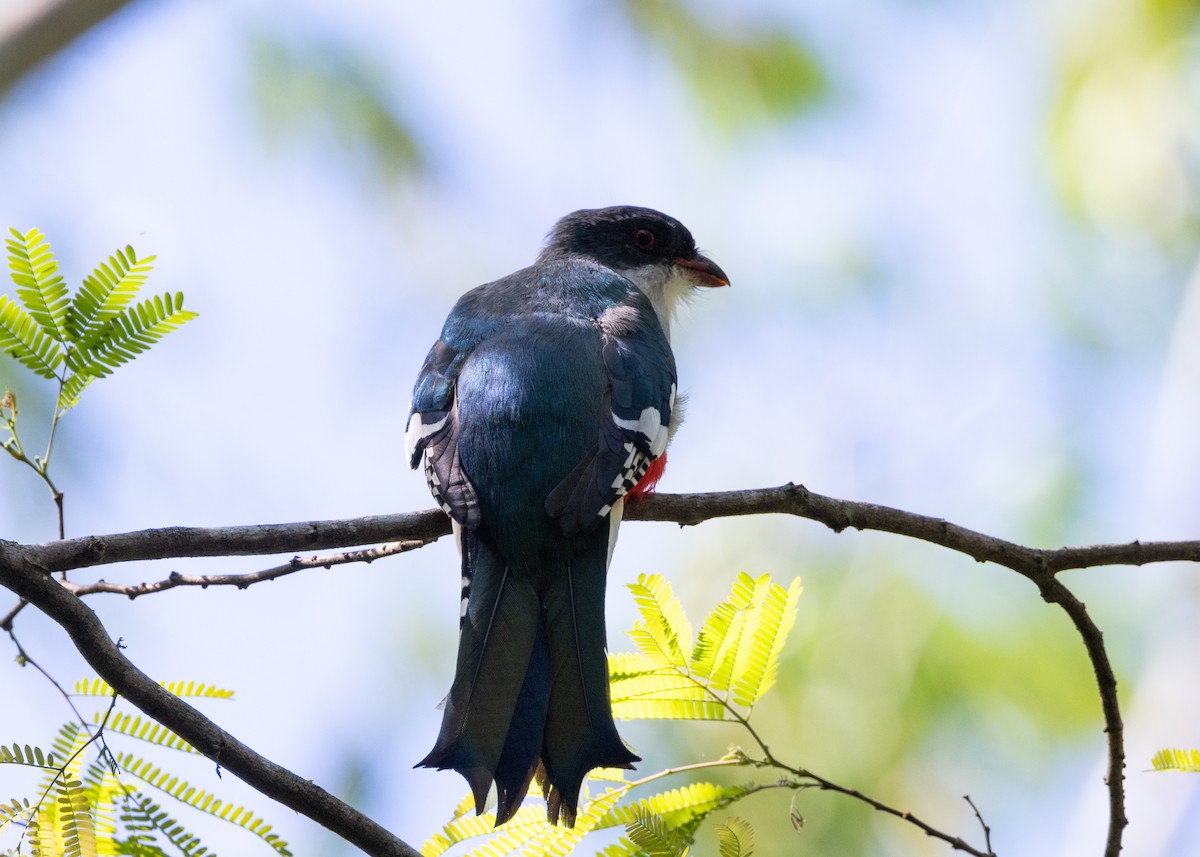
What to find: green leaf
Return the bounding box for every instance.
[118,754,291,854]
[48,715,87,763]
[73,678,234,700]
[6,228,70,342]
[595,782,751,837]
[612,573,802,720]
[691,572,758,691]
[68,244,156,344]
[0,742,56,769]
[0,796,32,832]
[56,373,94,411]
[118,792,214,857]
[714,816,755,857]
[0,293,64,379]
[1151,747,1200,773]
[56,776,98,857]
[732,576,802,708]
[420,786,627,857]
[624,806,688,857]
[97,711,197,755]
[65,291,197,382]
[608,660,728,721]
[626,573,694,667]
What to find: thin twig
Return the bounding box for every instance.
[15,690,120,855]
[0,597,28,631]
[706,678,994,855]
[964,795,994,855]
[60,540,429,599]
[7,626,90,728]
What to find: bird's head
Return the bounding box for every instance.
[540,206,729,338]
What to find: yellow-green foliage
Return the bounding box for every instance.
[0,681,290,857]
[75,678,234,700]
[422,572,802,857]
[1,228,197,413]
[1151,747,1200,773]
[714,816,754,857]
[611,572,803,720]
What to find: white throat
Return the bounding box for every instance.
[622,264,697,341]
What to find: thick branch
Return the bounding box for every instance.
[13,485,1200,578]
[0,0,137,95]
[0,542,421,857]
[17,509,450,573]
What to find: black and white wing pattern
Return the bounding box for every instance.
[406,336,481,530]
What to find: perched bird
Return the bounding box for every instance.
[407,206,728,827]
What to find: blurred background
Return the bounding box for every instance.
[2,0,1199,854]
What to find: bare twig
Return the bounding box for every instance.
[61,540,430,599]
[7,625,89,727]
[1,597,28,631]
[794,765,995,857]
[964,795,994,855]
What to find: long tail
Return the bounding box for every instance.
[417,529,639,827]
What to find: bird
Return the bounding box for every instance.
[407,205,728,827]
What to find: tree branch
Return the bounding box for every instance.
[4,482,1189,856]
[17,509,451,573]
[0,0,138,96]
[0,541,421,857]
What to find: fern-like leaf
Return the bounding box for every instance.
[6,228,70,343]
[0,743,56,769]
[118,792,211,857]
[0,796,32,832]
[627,574,694,668]
[74,678,234,700]
[68,245,155,344]
[65,292,197,381]
[56,372,94,411]
[156,680,234,700]
[420,788,626,857]
[0,294,63,379]
[624,806,688,857]
[49,722,88,775]
[609,668,728,721]
[56,776,98,857]
[731,576,802,708]
[595,782,750,837]
[420,803,546,857]
[1151,747,1200,773]
[714,816,755,857]
[98,712,197,755]
[118,754,291,854]
[81,760,122,847]
[691,573,757,692]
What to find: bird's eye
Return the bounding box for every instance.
[633,228,656,251]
